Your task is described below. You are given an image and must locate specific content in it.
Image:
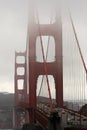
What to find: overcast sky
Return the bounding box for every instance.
[0,0,87,97]
[0,0,29,92]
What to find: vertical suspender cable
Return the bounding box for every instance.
[69,11,87,109]
[65,0,87,110]
[69,12,87,74]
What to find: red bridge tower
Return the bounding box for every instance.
[28,10,63,123]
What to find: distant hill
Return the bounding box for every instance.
[0,92,14,109]
[0,93,85,112]
[0,93,51,109]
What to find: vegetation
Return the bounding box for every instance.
[79,104,87,116]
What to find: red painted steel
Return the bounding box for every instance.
[15,51,26,105]
[34,109,48,129]
[14,51,28,128]
[28,10,63,123]
[14,8,87,130]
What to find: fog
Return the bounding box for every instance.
[0,0,87,101]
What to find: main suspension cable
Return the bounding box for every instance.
[36,9,54,112]
[38,36,51,97]
[38,12,53,98]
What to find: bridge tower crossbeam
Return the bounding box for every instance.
[28,9,63,123]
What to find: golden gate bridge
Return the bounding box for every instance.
[1,1,87,130]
